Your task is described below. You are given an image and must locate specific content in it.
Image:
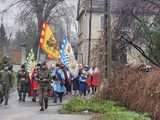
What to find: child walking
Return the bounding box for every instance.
[52,63,66,103]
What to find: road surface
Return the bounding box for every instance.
[0,92,91,120]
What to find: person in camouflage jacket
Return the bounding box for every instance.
[38,62,50,111]
[0,65,12,105]
[17,64,29,102]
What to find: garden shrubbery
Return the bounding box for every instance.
[60,97,151,120]
[102,65,160,120]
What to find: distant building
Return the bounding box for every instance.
[76,0,126,65]
[77,0,105,65]
[77,0,160,66]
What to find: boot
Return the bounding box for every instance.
[40,107,44,111]
[18,91,22,101]
[4,101,8,106]
[22,93,26,102]
[22,95,26,102]
[18,97,22,101]
[44,98,48,109]
[45,102,48,109]
[22,98,25,102]
[0,98,3,104]
[32,98,36,102]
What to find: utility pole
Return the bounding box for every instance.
[88,0,93,66]
[36,24,40,62]
[104,0,112,78]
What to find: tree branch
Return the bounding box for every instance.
[121,33,160,67]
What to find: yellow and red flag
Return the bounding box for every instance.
[39,21,60,60]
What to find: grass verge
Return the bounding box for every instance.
[59,97,151,120]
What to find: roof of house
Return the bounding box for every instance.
[76,0,129,20]
[77,0,105,20]
[77,0,160,20]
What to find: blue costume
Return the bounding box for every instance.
[79,73,87,96]
[51,68,66,103]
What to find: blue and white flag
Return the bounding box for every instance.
[60,36,69,66]
[60,36,79,77]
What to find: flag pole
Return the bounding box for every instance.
[35,22,41,62]
[36,21,43,62]
[37,46,40,62]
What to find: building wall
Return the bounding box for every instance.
[77,0,158,68]
[77,0,121,66]
[78,11,104,65]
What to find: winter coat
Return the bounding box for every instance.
[88,67,101,87]
[51,81,66,93]
[79,74,87,92]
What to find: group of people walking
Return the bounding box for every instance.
[0,56,101,112]
[72,64,101,96]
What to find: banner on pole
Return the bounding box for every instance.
[39,21,60,60]
[60,36,79,76]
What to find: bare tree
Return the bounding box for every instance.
[91,31,105,74]
[48,1,78,42]
[8,0,64,56]
[114,0,160,67]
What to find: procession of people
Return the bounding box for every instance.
[0,56,101,111]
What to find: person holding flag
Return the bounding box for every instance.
[38,62,50,111]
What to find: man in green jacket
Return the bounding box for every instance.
[17,64,29,102]
[38,62,50,111]
[0,65,12,105]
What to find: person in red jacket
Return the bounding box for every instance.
[31,64,40,102]
[89,65,101,94]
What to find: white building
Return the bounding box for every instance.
[77,0,126,65]
[77,0,105,65]
[77,0,159,66]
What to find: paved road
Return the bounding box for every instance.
[0,92,91,120]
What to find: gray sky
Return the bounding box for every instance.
[0,0,17,25]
